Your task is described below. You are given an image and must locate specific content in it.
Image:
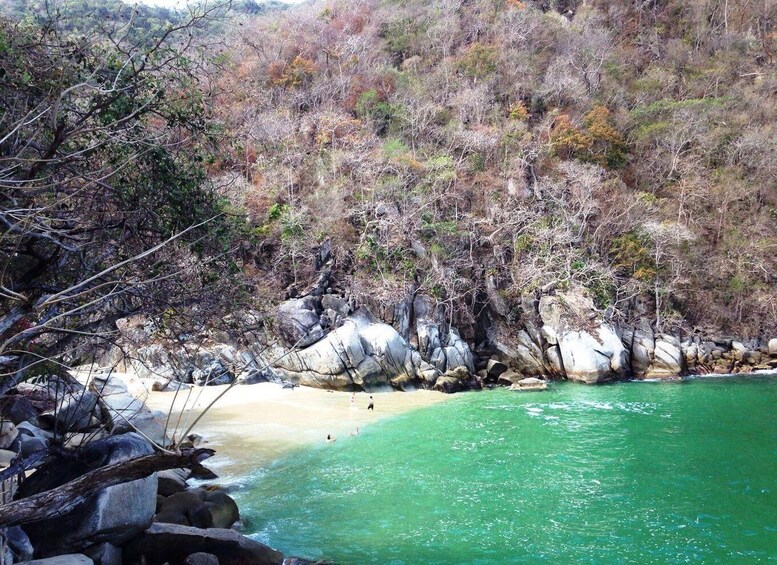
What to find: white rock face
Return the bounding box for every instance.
[645,335,684,378]
[539,292,627,383]
[267,302,474,390]
[629,321,655,378]
[273,310,418,389]
[769,338,777,356]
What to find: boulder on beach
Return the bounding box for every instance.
[154,488,239,530]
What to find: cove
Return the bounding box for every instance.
[232,377,777,564]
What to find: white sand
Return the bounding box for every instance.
[145,383,450,475]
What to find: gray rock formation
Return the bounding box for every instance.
[0,421,18,450]
[157,469,188,497]
[154,488,239,530]
[2,526,33,562]
[191,358,234,387]
[124,523,284,565]
[86,374,168,446]
[271,309,417,390]
[21,555,94,564]
[276,297,325,347]
[17,433,157,556]
[646,335,684,378]
[539,293,627,383]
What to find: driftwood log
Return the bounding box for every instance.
[0,448,215,527]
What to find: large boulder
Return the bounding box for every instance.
[539,292,628,383]
[131,344,176,380]
[155,490,212,528]
[23,376,98,434]
[645,335,684,378]
[272,309,418,390]
[442,328,475,374]
[0,395,39,426]
[0,421,18,450]
[15,433,157,557]
[83,542,122,565]
[89,375,167,446]
[21,555,94,564]
[2,526,33,562]
[123,523,284,565]
[276,297,324,348]
[191,359,234,387]
[154,488,239,530]
[433,376,464,393]
[157,469,188,497]
[42,390,99,433]
[485,359,508,380]
[768,338,777,356]
[202,490,240,529]
[623,320,654,378]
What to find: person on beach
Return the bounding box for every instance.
[350,427,360,436]
[326,434,336,442]
[367,396,374,410]
[350,392,356,406]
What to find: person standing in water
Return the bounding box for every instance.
[367,396,374,410]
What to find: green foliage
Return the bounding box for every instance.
[355,89,404,135]
[268,203,288,221]
[420,215,458,238]
[628,98,728,136]
[425,155,456,182]
[468,152,486,172]
[378,18,425,63]
[382,138,409,159]
[589,279,616,310]
[457,43,499,78]
[610,231,658,282]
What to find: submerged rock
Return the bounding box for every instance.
[509,377,548,391]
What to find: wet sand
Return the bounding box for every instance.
[145,383,450,476]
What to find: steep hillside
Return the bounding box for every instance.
[212,0,777,339]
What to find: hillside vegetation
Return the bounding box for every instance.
[1,0,776,377]
[211,0,776,338]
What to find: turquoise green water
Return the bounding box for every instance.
[234,378,777,564]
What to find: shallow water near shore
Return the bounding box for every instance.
[230,377,777,564]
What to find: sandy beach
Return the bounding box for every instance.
[145,383,451,476]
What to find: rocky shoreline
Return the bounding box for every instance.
[3,278,774,563]
[0,370,314,565]
[110,282,777,394]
